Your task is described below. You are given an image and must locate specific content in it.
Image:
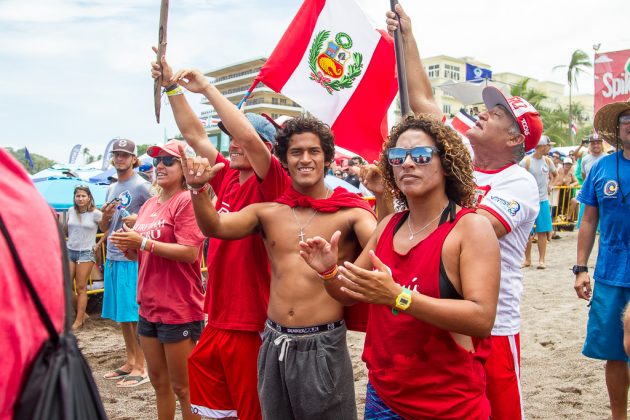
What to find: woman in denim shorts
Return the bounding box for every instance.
[65,185,103,329]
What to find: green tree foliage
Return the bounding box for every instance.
[5,147,55,174]
[136,144,150,156]
[510,78,590,147]
[553,49,592,141]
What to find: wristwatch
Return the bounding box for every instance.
[572,265,588,275]
[392,287,412,316]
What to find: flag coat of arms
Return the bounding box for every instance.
[255,0,397,162]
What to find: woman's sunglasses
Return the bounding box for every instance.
[387,146,438,166]
[153,156,180,167]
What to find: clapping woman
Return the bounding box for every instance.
[110,140,206,418]
[300,115,501,419]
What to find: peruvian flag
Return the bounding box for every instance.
[254,0,397,162]
[448,110,476,137]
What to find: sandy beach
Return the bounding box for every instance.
[76,230,610,419]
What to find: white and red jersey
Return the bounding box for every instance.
[474,164,539,336]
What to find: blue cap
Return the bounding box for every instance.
[218,113,277,145]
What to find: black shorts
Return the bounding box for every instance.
[138,315,204,343]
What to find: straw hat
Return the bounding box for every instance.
[594,100,630,147]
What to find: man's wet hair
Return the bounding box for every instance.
[274,115,336,165]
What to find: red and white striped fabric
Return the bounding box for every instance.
[449,111,476,137]
[255,0,397,162]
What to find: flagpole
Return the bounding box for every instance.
[237,80,259,109]
[390,0,410,116]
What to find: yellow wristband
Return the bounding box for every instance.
[165,86,183,96]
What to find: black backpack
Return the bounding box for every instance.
[0,214,107,420]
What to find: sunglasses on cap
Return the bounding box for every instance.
[387,146,438,166]
[619,115,630,124]
[153,156,180,167]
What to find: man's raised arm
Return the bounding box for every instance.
[174,69,274,180]
[386,4,442,118]
[151,50,219,164]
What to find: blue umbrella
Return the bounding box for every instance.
[33,177,109,211]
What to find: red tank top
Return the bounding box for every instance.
[362,207,491,420]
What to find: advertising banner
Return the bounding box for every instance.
[594,49,630,114]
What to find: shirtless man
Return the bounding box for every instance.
[180,116,377,420]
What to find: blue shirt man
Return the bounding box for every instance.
[575,101,630,420]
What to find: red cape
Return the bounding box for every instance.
[275,186,375,215]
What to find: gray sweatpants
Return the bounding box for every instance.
[257,321,357,420]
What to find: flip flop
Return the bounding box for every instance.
[520,262,531,268]
[116,375,150,388]
[103,369,131,380]
[537,263,547,269]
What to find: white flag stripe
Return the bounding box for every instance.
[280,0,380,124]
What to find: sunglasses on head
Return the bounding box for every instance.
[619,115,630,124]
[153,156,180,167]
[387,146,438,166]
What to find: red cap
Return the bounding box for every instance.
[146,140,195,158]
[482,86,543,152]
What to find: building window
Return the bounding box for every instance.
[279,98,287,105]
[443,104,451,115]
[444,64,460,81]
[271,113,279,119]
[272,98,279,104]
[427,64,440,78]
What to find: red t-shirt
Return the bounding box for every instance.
[363,209,491,420]
[135,190,206,324]
[0,149,65,419]
[206,154,290,331]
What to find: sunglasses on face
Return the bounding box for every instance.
[153,156,180,167]
[619,115,630,124]
[387,146,438,166]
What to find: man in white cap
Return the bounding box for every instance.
[575,99,630,420]
[99,138,152,387]
[386,6,539,419]
[520,135,557,269]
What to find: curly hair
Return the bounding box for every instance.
[378,114,476,208]
[274,115,336,165]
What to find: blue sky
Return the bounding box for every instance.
[1,0,628,163]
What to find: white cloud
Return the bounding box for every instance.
[2,0,629,162]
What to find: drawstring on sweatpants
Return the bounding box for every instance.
[273,334,292,362]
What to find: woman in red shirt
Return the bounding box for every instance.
[110,140,205,420]
[300,115,501,419]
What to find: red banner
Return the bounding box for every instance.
[594,49,630,114]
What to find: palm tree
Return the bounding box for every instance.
[553,49,592,141]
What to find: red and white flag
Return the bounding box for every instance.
[448,111,476,137]
[571,121,578,136]
[254,0,397,162]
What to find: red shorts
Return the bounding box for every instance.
[485,334,523,420]
[188,326,262,420]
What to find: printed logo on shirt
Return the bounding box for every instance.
[604,180,618,197]
[473,185,491,207]
[489,195,521,216]
[404,276,420,293]
[541,165,549,174]
[217,201,231,214]
[117,190,133,207]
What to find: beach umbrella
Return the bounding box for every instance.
[324,174,362,194]
[33,177,108,211]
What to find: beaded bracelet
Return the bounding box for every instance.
[318,265,339,282]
